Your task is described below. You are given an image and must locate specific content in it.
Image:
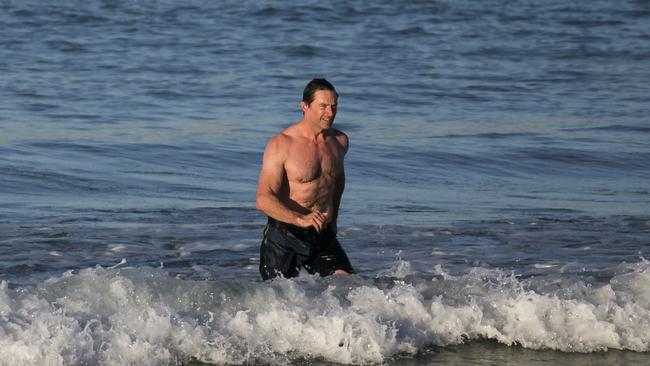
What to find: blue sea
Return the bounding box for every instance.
[1,0,650,365]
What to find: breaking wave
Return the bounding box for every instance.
[1,259,649,365]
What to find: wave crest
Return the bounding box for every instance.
[0,261,649,365]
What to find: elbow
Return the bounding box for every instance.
[255,193,266,213]
[256,187,277,216]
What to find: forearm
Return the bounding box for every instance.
[256,192,307,226]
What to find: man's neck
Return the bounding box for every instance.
[298,118,328,139]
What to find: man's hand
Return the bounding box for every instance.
[296,211,329,232]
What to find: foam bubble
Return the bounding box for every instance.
[0,261,649,365]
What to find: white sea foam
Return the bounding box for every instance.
[0,260,649,365]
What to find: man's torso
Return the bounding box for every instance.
[281,127,346,214]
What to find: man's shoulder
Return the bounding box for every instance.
[265,125,297,154]
[330,128,349,151]
[332,127,348,139]
[266,133,287,151]
[321,127,347,139]
[270,126,297,145]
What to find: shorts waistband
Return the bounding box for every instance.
[267,217,329,242]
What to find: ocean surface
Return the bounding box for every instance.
[1,0,650,365]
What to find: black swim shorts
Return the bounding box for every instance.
[259,217,354,280]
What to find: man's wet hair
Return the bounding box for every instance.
[302,78,338,105]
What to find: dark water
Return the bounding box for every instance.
[1,0,650,365]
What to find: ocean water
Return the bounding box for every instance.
[1,0,650,365]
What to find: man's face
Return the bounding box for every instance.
[302,90,338,131]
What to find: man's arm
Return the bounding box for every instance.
[331,169,345,234]
[255,135,329,231]
[256,135,300,224]
[330,132,349,234]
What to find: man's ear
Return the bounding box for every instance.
[300,100,308,113]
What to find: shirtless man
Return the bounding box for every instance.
[255,78,354,280]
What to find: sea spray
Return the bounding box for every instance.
[0,260,649,365]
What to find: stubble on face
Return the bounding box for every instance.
[304,90,338,134]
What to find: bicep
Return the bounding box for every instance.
[257,138,286,196]
[338,132,349,154]
[338,135,347,188]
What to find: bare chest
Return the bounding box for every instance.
[284,138,343,184]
